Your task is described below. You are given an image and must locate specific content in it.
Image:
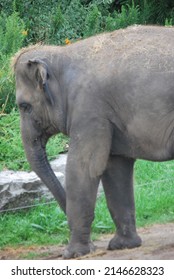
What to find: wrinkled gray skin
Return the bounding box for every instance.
[13,25,174,258]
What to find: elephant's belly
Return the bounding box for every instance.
[113,113,174,161]
[111,130,174,162]
[130,141,174,162]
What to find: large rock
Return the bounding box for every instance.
[0,153,103,211]
[0,154,67,211]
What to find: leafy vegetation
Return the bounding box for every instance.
[0,112,68,171]
[0,11,27,113]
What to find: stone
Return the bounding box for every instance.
[0,153,103,211]
[0,154,67,211]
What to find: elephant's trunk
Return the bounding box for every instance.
[22,134,66,214]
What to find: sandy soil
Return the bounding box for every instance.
[0,223,174,260]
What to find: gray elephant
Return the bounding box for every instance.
[13,25,174,258]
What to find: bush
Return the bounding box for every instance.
[49,0,88,45]
[84,4,102,37]
[105,2,140,31]
[0,11,26,55]
[0,11,27,114]
[0,54,15,114]
[120,0,174,25]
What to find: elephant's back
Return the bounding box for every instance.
[64,25,174,74]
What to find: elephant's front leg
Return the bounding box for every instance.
[63,153,100,259]
[102,155,142,250]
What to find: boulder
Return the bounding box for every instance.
[0,154,67,211]
[0,153,103,211]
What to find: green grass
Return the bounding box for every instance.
[135,160,174,226]
[0,111,174,249]
[0,175,174,249]
[0,202,69,248]
[0,111,69,171]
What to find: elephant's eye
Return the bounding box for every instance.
[19,103,32,113]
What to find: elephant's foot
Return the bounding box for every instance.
[108,233,142,250]
[63,241,96,259]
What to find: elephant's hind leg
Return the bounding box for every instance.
[101,155,141,250]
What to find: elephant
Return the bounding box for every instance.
[13,25,174,258]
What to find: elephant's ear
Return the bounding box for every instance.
[28,59,54,106]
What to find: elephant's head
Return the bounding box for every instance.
[13,50,66,213]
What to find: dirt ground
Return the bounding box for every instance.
[0,223,174,260]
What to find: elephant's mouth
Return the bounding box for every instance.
[44,122,60,137]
